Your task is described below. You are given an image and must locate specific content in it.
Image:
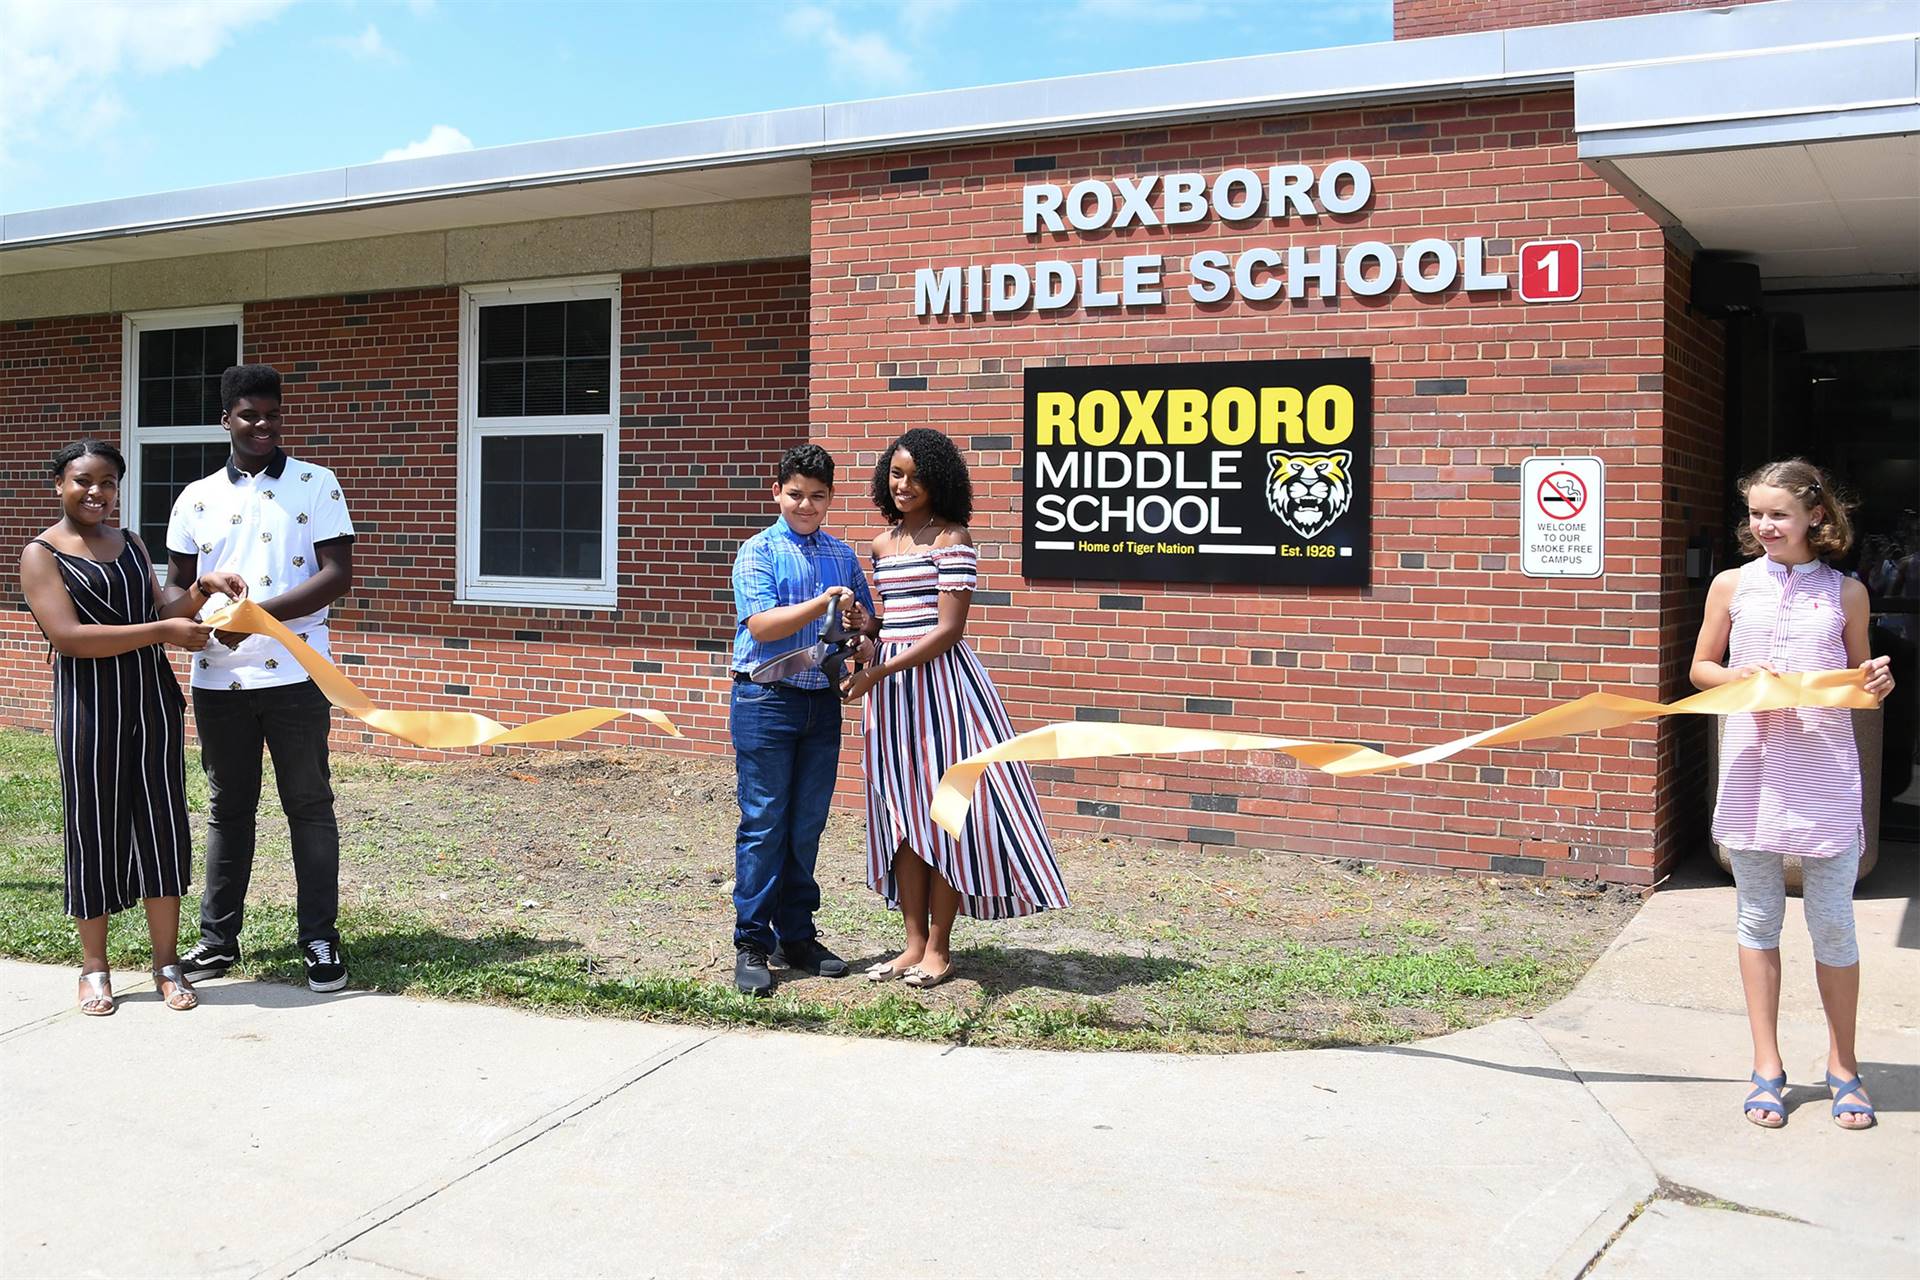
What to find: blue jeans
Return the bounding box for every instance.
[730,680,841,954]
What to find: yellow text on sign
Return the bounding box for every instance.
[1034,384,1354,448]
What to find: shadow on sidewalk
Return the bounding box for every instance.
[1775,1061,1918,1117]
[1364,1042,1730,1087]
[1363,1047,1918,1113]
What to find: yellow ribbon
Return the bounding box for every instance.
[202,599,680,749]
[931,669,1878,838]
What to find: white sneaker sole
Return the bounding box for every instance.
[306,972,348,993]
[182,957,236,983]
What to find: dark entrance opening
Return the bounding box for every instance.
[1727,287,1920,875]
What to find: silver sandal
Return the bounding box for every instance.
[153,963,197,1011]
[78,970,114,1017]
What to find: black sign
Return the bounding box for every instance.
[1022,358,1372,586]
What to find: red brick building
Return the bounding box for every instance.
[4,0,1915,884]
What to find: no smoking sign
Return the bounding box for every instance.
[1521,456,1604,578]
[1536,469,1587,519]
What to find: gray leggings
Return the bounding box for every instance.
[1730,843,1862,967]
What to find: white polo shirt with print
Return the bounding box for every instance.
[166,451,355,691]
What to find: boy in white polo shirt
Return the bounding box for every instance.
[166,364,357,993]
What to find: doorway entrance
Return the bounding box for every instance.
[1730,287,1920,847]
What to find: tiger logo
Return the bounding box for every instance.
[1265,450,1354,541]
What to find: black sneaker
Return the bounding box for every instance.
[734,947,774,997]
[303,939,348,993]
[180,940,237,982]
[769,939,848,978]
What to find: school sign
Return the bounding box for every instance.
[1022,358,1372,586]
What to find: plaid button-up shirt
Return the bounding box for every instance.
[731,517,874,689]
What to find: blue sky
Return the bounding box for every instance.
[0,0,1390,213]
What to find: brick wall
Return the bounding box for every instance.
[1,263,810,768]
[1394,0,1771,39]
[1,314,123,717]
[811,91,1683,883]
[1653,244,1727,874]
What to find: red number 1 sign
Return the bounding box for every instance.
[1518,239,1582,303]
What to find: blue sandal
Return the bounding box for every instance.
[1825,1072,1876,1130]
[1743,1070,1786,1128]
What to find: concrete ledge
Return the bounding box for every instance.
[0,265,111,321]
[111,249,269,312]
[445,209,653,285]
[265,230,449,299]
[652,195,808,267]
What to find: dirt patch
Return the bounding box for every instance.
[224,745,1647,1050]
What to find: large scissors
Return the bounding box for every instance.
[747,605,865,687]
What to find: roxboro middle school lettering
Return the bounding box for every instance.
[914,160,1509,316]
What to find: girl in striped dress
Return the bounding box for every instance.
[1691,459,1894,1130]
[20,441,247,1016]
[840,428,1068,987]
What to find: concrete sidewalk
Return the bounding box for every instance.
[3,868,1915,1279]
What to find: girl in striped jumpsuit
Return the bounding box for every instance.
[20,441,247,1016]
[1691,459,1894,1129]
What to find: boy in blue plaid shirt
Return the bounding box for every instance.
[727,445,875,995]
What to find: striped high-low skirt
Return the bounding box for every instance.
[863,615,1068,919]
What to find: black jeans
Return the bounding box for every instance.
[192,679,340,949]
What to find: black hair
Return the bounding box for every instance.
[777,443,835,487]
[870,428,973,526]
[221,363,282,411]
[49,439,126,481]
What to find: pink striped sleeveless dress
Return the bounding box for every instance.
[1712,556,1861,856]
[863,541,1069,919]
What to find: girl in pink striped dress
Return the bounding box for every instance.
[840,429,1068,987]
[1691,459,1894,1130]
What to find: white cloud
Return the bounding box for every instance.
[0,0,293,164]
[379,124,474,163]
[70,90,128,144]
[784,5,914,89]
[327,23,401,64]
[900,0,962,40]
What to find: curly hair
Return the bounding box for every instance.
[1736,457,1854,561]
[220,363,281,411]
[49,439,126,481]
[777,443,835,487]
[870,428,973,526]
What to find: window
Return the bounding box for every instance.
[459,279,620,606]
[122,308,242,562]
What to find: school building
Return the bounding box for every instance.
[3,0,1915,885]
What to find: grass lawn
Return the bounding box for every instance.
[0,726,1641,1051]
